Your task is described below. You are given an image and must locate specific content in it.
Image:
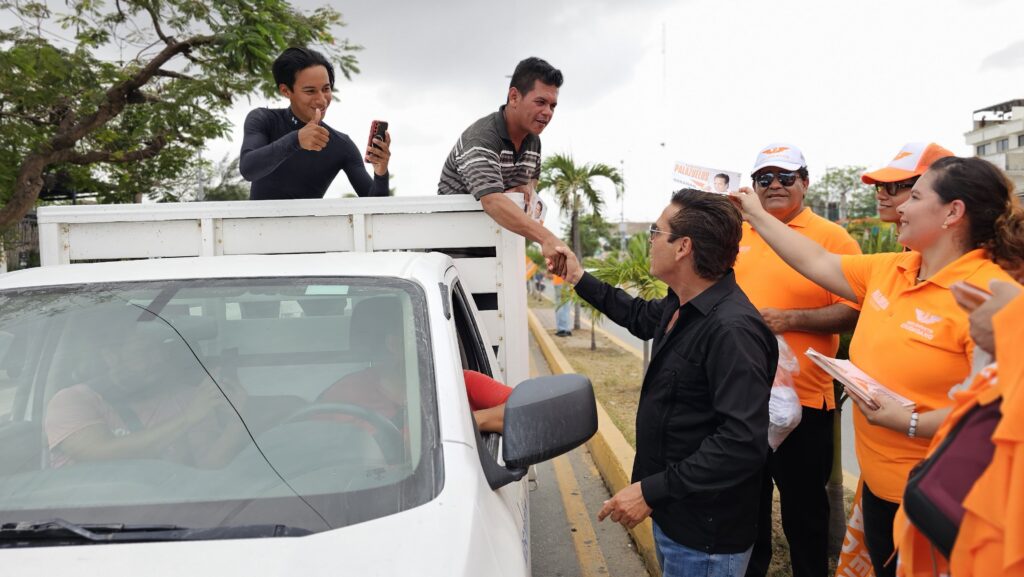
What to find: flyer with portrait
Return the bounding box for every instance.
[671,161,741,195]
[504,190,547,224]
[529,194,547,224]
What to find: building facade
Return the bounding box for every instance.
[965,99,1024,198]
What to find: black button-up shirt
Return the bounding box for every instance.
[574,270,776,553]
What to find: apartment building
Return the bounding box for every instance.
[965,99,1024,197]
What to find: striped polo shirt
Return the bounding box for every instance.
[437,106,542,200]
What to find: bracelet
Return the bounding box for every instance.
[907,411,919,438]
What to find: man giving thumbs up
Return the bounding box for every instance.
[240,47,391,200]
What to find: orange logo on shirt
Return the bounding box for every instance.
[893,151,914,161]
[761,147,790,155]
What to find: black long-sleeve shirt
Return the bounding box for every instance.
[574,270,776,553]
[239,107,389,200]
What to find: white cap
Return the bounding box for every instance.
[751,143,807,173]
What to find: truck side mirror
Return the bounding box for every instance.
[501,374,597,470]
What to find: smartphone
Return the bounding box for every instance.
[367,120,388,150]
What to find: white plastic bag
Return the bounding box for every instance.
[768,336,802,451]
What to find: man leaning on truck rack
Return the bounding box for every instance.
[437,56,570,275]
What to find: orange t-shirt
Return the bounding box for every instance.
[840,248,1016,502]
[735,207,861,410]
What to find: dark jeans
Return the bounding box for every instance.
[746,405,834,577]
[861,482,900,577]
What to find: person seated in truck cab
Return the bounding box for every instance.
[44,323,298,469]
[45,326,229,468]
[317,296,512,433]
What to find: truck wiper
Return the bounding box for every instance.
[0,518,310,546]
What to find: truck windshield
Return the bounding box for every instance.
[0,277,441,540]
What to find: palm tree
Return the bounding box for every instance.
[587,232,667,372]
[568,289,606,351]
[538,153,622,329]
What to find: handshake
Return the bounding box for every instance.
[545,245,583,285]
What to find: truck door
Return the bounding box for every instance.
[445,270,531,571]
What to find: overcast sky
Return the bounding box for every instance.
[205,0,1024,234]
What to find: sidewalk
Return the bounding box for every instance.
[532,304,643,362]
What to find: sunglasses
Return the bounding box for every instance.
[874,178,918,196]
[753,171,800,188]
[648,224,677,242]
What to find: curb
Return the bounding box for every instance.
[528,310,662,577]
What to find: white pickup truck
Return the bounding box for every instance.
[0,197,596,576]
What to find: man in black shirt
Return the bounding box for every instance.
[558,189,776,577]
[240,47,390,200]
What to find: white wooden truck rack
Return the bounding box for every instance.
[36,196,529,387]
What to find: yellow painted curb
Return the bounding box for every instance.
[528,310,661,577]
[552,455,610,577]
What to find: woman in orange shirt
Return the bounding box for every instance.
[730,156,1024,577]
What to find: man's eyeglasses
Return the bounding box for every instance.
[874,179,917,197]
[648,224,677,242]
[753,171,800,189]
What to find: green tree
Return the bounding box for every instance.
[525,241,544,268]
[846,217,901,254]
[568,289,605,351]
[200,155,249,202]
[805,166,877,221]
[0,0,361,227]
[586,232,666,371]
[146,153,247,202]
[538,153,622,329]
[572,212,614,258]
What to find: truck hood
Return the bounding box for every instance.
[2,443,521,577]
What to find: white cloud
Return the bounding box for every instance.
[207,0,1024,230]
[981,40,1024,71]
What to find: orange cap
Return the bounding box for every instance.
[861,142,954,184]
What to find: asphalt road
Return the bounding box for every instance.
[527,333,651,577]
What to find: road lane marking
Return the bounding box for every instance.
[552,454,609,577]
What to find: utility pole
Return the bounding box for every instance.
[619,159,626,253]
[838,167,848,222]
[196,149,207,201]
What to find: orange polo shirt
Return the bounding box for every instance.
[951,292,1024,576]
[735,207,861,410]
[840,248,1016,502]
[896,292,1024,577]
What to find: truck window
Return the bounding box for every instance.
[450,281,504,459]
[0,278,442,536]
[451,281,492,377]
